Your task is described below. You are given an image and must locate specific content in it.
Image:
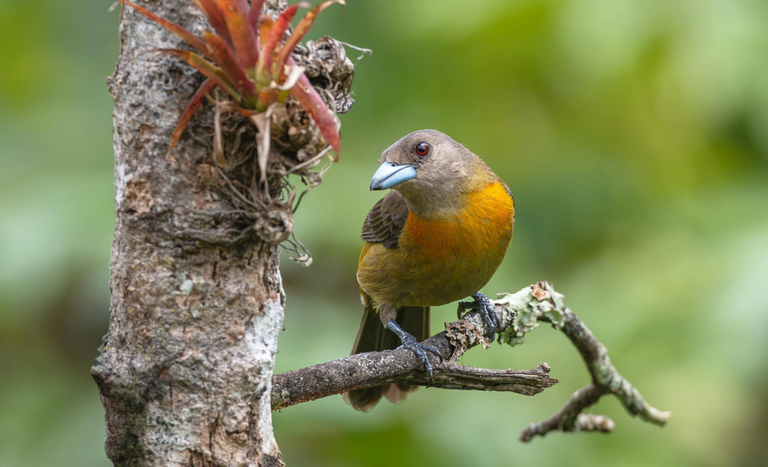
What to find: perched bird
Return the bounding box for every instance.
[343,129,515,411]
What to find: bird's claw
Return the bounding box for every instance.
[459,293,502,342]
[396,335,442,382]
[387,319,441,382]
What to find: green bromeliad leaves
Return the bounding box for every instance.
[122,0,344,156]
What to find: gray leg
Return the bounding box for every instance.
[386,319,442,382]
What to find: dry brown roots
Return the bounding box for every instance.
[174,37,360,265]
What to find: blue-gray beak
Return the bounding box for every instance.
[370,163,418,191]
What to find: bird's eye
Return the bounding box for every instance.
[415,142,430,157]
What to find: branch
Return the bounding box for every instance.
[272,350,556,410]
[518,293,672,441]
[271,281,670,442]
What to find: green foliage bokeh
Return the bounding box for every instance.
[1,0,767,466]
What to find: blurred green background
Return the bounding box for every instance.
[1,0,767,465]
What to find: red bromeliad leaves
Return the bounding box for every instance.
[247,0,266,45]
[257,3,307,84]
[274,0,344,77]
[123,0,344,156]
[169,78,216,154]
[202,32,256,104]
[193,0,232,43]
[255,15,277,108]
[213,0,258,69]
[258,15,274,48]
[121,1,215,62]
[160,49,242,101]
[125,0,248,100]
[289,60,340,156]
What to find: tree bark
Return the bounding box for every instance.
[92,2,288,465]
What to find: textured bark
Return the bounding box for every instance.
[92,2,288,465]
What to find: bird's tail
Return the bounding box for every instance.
[342,303,430,412]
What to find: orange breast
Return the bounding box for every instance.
[402,183,514,261]
[357,182,515,308]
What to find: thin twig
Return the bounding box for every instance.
[518,304,671,441]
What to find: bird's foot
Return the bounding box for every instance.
[458,292,503,342]
[386,319,442,382]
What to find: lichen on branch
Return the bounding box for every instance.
[271,282,670,441]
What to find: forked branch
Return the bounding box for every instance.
[270,282,671,441]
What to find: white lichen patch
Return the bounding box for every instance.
[495,282,567,347]
[115,162,129,207]
[246,297,284,458]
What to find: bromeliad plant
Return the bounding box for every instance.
[121,0,343,160]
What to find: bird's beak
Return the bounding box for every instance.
[370,163,418,191]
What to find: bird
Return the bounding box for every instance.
[343,129,515,411]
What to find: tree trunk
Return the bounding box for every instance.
[92,2,288,465]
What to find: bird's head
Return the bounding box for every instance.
[370,129,489,216]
